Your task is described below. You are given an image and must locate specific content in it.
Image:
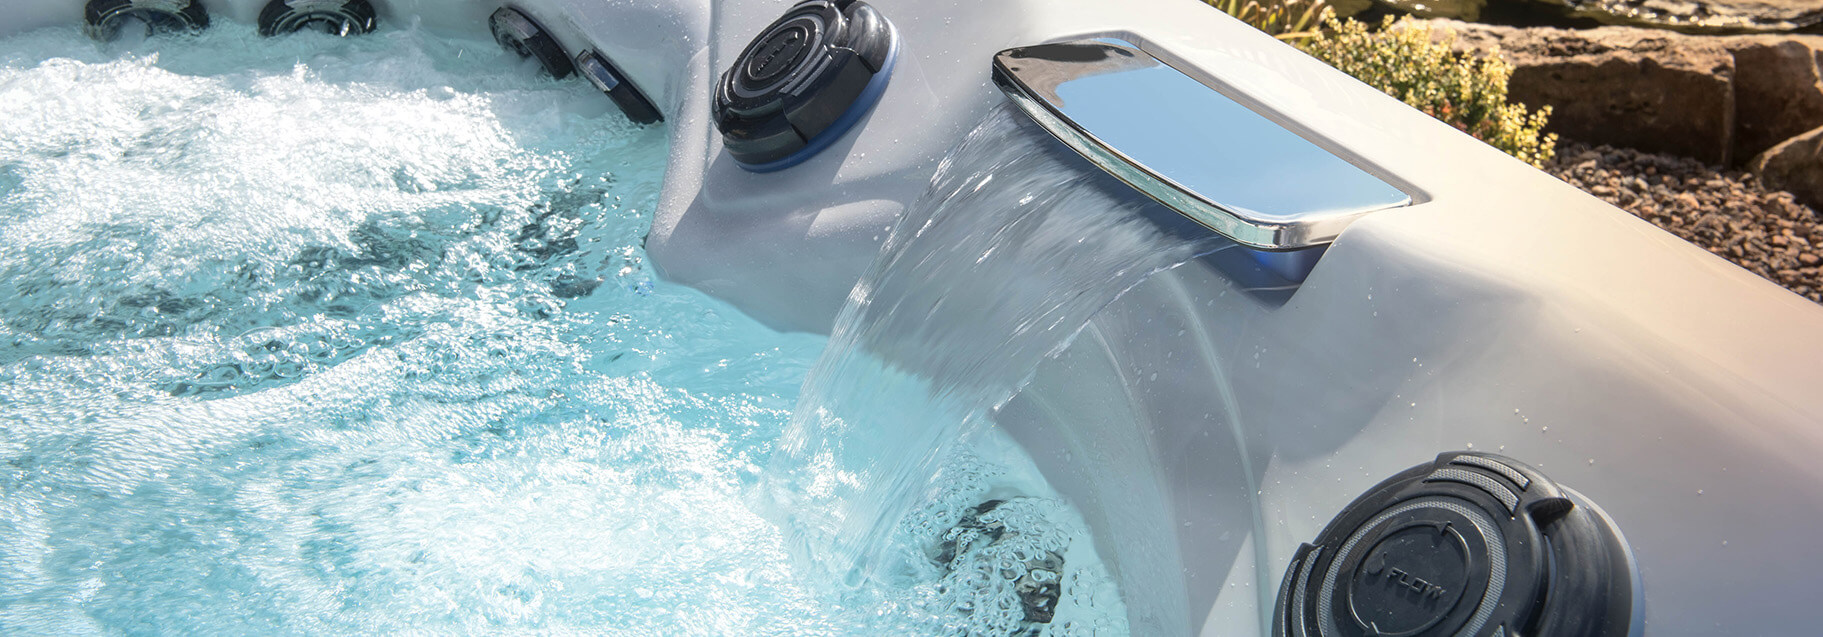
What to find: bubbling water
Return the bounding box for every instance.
[0,23,1126,636]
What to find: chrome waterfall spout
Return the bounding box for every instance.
[991,38,1415,250]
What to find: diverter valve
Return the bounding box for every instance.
[713,0,897,172]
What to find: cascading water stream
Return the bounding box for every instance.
[768,107,1229,587]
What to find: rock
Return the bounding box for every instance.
[1446,21,1736,162]
[1327,0,1380,19]
[1733,41,1823,162]
[1374,0,1490,21]
[1383,0,1823,32]
[1550,0,1823,33]
[1750,124,1823,210]
[1441,21,1823,165]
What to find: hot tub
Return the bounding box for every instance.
[5,1,1822,635]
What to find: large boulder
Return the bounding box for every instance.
[1732,40,1823,163]
[1440,21,1823,166]
[1749,124,1823,210]
[1446,23,1735,162]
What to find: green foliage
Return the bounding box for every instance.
[1205,0,1333,44]
[1298,16,1557,167]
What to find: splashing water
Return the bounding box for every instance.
[0,24,1132,636]
[768,107,1224,610]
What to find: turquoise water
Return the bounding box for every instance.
[0,25,1123,635]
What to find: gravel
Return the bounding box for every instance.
[1546,141,1823,304]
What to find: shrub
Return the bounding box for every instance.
[1205,0,1333,44]
[1298,16,1557,167]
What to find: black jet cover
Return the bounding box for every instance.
[713,0,894,168]
[1274,452,1635,637]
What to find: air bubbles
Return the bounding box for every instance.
[0,25,1136,635]
[199,364,241,385]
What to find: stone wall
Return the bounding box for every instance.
[1434,20,1823,206]
[1375,0,1823,34]
[1438,20,1823,166]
